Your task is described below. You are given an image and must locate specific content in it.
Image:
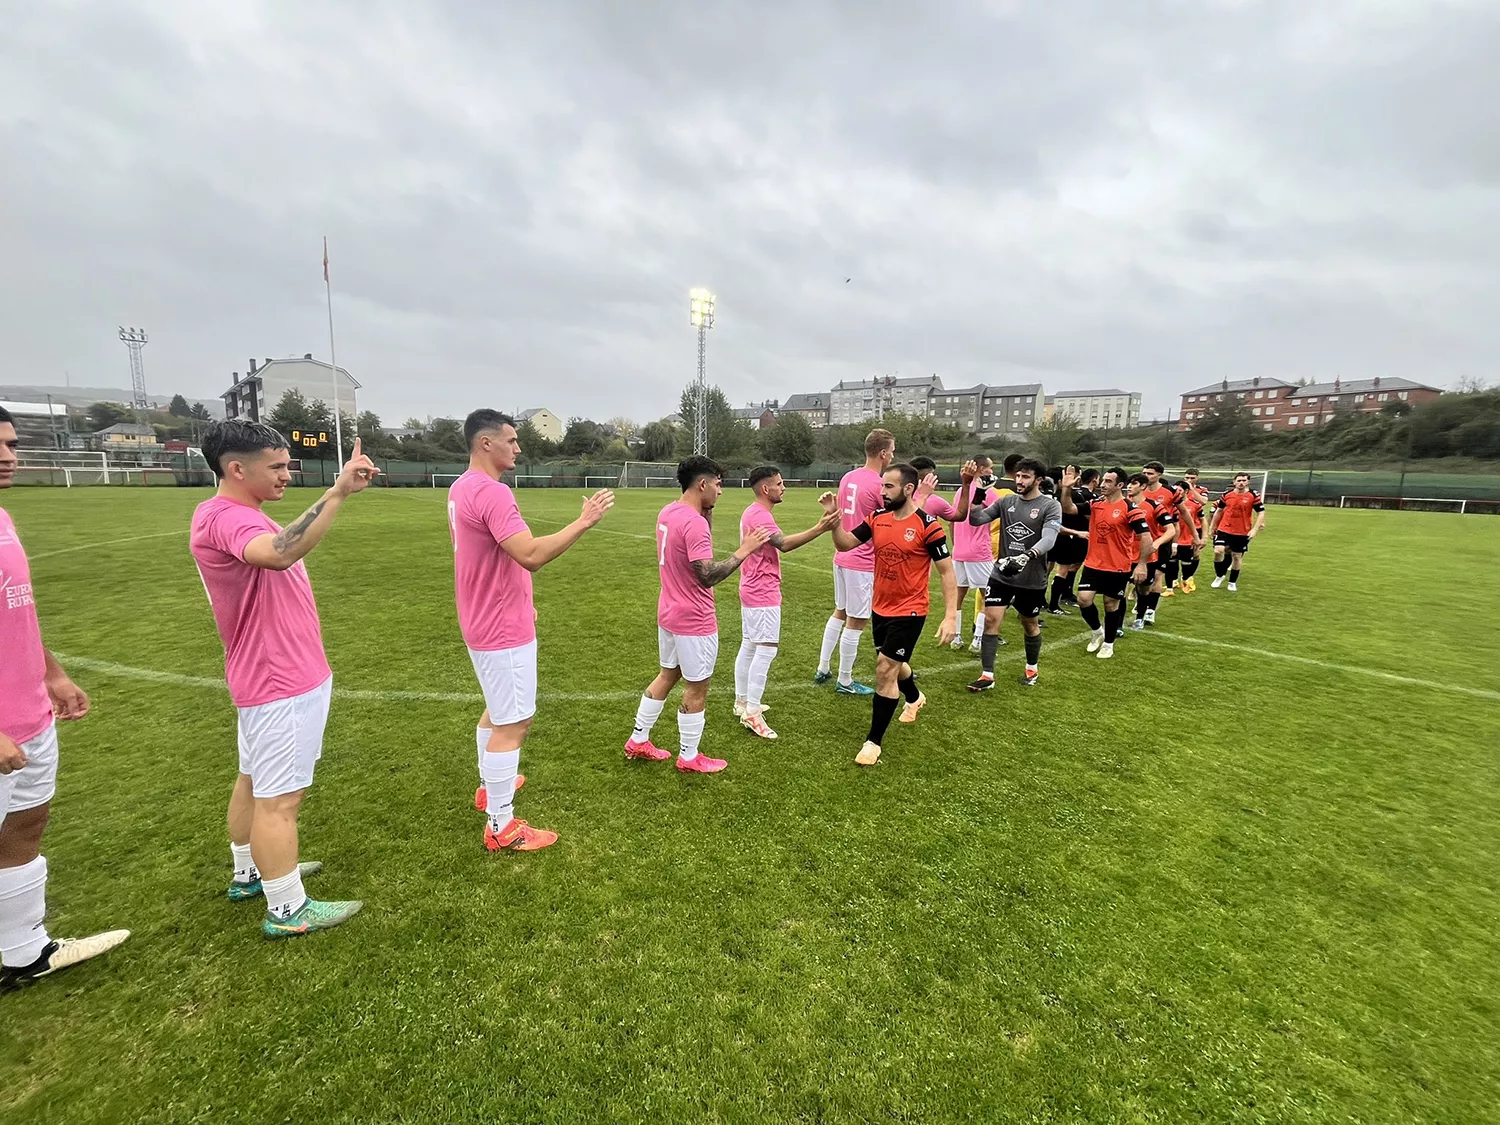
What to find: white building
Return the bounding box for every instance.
[829,375,943,426]
[1051,389,1142,430]
[221,355,359,424]
[517,407,563,442]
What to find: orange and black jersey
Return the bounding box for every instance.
[1137,496,1177,541]
[851,508,950,617]
[1215,489,1265,536]
[1178,494,1205,542]
[1084,499,1152,573]
[1144,483,1178,520]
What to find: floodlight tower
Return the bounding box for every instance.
[118,326,149,409]
[689,288,715,455]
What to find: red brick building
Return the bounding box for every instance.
[1180,376,1442,433]
[1178,378,1296,431]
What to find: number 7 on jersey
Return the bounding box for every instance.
[656,522,668,566]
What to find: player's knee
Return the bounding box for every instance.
[0,805,49,867]
[1022,619,1041,637]
[680,681,710,709]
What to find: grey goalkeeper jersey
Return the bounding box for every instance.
[968,491,1063,589]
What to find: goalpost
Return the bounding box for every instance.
[618,461,680,488]
[1166,468,1271,501]
[430,473,463,488]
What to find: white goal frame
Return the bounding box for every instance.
[619,461,680,488]
[13,466,178,487]
[430,473,463,488]
[1165,468,1270,500]
[583,475,616,488]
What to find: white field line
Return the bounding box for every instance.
[54,633,1090,707]
[1147,631,1500,703]
[30,530,187,560]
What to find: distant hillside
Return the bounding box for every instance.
[0,384,224,417]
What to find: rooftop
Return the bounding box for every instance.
[781,393,829,411]
[1182,377,1296,396]
[1053,388,1135,398]
[1292,377,1441,397]
[95,422,157,436]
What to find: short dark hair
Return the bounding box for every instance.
[908,455,937,473]
[1143,460,1165,473]
[1127,472,1150,487]
[1014,457,1048,478]
[465,409,516,449]
[1234,471,1251,480]
[1078,468,1099,486]
[1103,466,1127,487]
[0,406,13,426]
[886,463,919,490]
[1002,453,1024,474]
[202,420,289,479]
[1184,466,1201,476]
[747,464,781,490]
[677,455,722,492]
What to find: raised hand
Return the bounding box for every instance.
[817,490,839,518]
[916,472,939,501]
[959,460,979,483]
[579,489,615,527]
[336,438,380,495]
[736,524,772,557]
[1060,465,1078,491]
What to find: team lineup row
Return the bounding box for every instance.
[0,407,1266,989]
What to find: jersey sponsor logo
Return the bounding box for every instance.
[0,568,34,612]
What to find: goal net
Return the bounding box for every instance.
[619,461,680,488]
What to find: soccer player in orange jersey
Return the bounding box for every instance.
[1166,469,1208,595]
[826,464,958,766]
[1127,473,1178,629]
[1059,466,1152,660]
[1208,473,1267,591]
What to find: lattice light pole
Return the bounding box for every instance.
[689,288,715,455]
[118,326,149,409]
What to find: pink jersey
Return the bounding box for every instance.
[833,467,883,571]
[0,508,51,744]
[738,502,782,608]
[656,500,716,636]
[190,495,332,708]
[447,470,536,651]
[924,485,1000,563]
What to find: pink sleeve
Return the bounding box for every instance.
[477,485,529,544]
[924,494,957,519]
[205,505,269,562]
[686,517,714,562]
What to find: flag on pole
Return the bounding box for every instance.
[323,236,329,283]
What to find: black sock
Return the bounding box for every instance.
[1148,592,1161,612]
[867,693,900,746]
[1135,590,1149,619]
[1062,571,1077,601]
[1229,568,1240,583]
[1183,557,1199,580]
[897,674,920,703]
[1023,631,1042,666]
[1105,603,1127,641]
[1164,559,1179,587]
[1048,575,1066,610]
[1079,603,1101,631]
[980,633,1000,673]
[1214,556,1230,577]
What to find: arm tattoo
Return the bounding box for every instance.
[272,499,327,554]
[691,554,746,587]
[767,531,786,550]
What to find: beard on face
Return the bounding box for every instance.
[883,494,905,511]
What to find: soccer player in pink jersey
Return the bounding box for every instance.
[190,420,378,940]
[449,409,614,853]
[814,428,895,694]
[911,454,999,651]
[0,407,129,991]
[733,466,840,739]
[625,457,770,773]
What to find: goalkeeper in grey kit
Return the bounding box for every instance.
[954,457,1062,690]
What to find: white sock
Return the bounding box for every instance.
[0,856,50,968]
[837,627,862,686]
[953,607,962,641]
[734,638,755,701]
[631,695,666,743]
[481,748,521,831]
[677,710,706,761]
[817,615,843,673]
[262,868,307,920]
[231,842,258,884]
[973,614,985,641]
[476,725,492,778]
[746,644,776,712]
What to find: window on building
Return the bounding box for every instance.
[1262,423,1273,431]
[1251,407,1261,416]
[1398,391,1408,400]
[1288,416,1299,426]
[1264,406,1275,415]
[1305,415,1315,425]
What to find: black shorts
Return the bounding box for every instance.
[1141,561,1160,586]
[1174,543,1198,562]
[1076,566,1130,601]
[1155,545,1173,565]
[871,613,926,662]
[1048,534,1087,567]
[985,579,1045,618]
[1214,532,1251,555]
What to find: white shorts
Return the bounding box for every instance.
[658,628,719,682]
[237,676,333,799]
[740,605,782,645]
[468,640,539,727]
[953,560,995,589]
[833,564,875,619]
[0,723,59,821]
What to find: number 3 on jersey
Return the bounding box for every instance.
[843,482,859,518]
[657,522,669,566]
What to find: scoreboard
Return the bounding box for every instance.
[289,429,330,450]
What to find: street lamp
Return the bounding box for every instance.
[689,288,715,455]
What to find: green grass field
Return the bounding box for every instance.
[2,486,1498,1124]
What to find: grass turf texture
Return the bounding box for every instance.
[2,487,1498,1124]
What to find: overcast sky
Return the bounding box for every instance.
[3,0,1497,425]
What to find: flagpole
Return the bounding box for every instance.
[323,235,345,470]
